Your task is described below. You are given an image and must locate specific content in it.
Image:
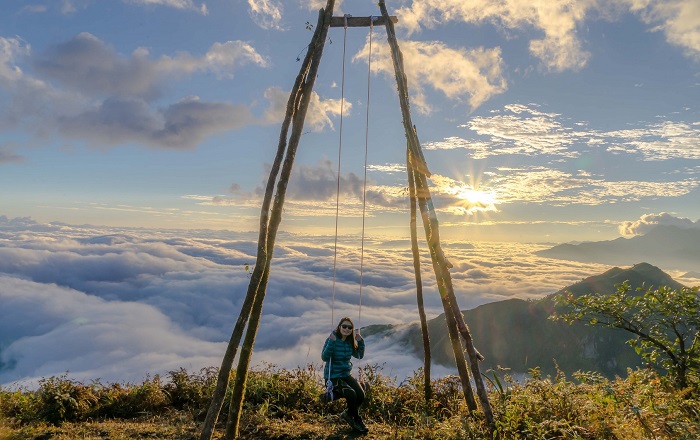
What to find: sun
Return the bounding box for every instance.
[453,187,499,214]
[429,174,500,215]
[457,188,497,207]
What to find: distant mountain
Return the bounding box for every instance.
[363,263,685,379]
[535,225,700,272]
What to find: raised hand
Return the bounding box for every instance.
[329,332,336,341]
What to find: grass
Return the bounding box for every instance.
[1,364,698,439]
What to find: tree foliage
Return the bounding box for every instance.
[553,282,700,390]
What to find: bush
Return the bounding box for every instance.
[164,367,218,412]
[491,368,700,439]
[33,375,99,425]
[242,363,326,418]
[96,375,170,419]
[0,387,37,425]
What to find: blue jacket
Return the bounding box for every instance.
[321,331,365,380]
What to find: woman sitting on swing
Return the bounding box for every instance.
[321,317,368,433]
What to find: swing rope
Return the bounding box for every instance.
[355,18,374,383]
[358,17,374,336]
[330,14,350,330]
[325,15,352,401]
[326,16,373,395]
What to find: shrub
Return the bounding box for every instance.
[164,367,218,412]
[34,375,98,425]
[361,364,465,425]
[242,363,326,418]
[0,387,37,425]
[490,368,700,439]
[126,375,170,415]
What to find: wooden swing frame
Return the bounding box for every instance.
[199,2,494,439]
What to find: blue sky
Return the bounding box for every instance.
[2,0,700,386]
[1,0,699,243]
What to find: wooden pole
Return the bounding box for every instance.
[407,149,433,403]
[379,0,494,428]
[197,21,309,440]
[410,154,477,412]
[221,2,337,438]
[199,3,336,439]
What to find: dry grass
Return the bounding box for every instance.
[0,411,196,440]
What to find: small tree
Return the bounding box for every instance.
[553,282,700,390]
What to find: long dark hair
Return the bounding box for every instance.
[334,317,357,350]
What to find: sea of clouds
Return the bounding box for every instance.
[0,215,648,388]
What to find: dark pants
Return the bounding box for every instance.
[331,375,365,419]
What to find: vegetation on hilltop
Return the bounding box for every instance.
[1,363,698,439]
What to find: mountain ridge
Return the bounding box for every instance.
[535,225,700,272]
[364,262,687,379]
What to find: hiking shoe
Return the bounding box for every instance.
[354,416,369,433]
[339,410,356,429]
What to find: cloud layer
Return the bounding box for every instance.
[1,216,617,386]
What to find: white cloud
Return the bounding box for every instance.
[304,0,339,11]
[0,36,31,84]
[248,0,284,30]
[397,0,700,69]
[427,103,700,162]
[20,5,48,14]
[420,103,700,209]
[127,0,208,15]
[259,86,349,131]
[367,163,406,174]
[201,41,269,78]
[61,0,80,13]
[426,103,582,158]
[36,0,208,15]
[486,167,698,206]
[355,36,507,112]
[396,0,592,72]
[619,212,700,236]
[608,121,700,161]
[625,0,700,61]
[461,104,580,158]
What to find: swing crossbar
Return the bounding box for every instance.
[329,16,397,28]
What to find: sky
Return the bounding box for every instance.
[2,0,700,386]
